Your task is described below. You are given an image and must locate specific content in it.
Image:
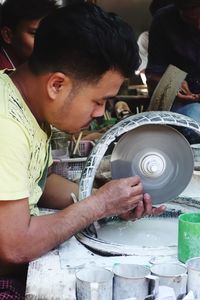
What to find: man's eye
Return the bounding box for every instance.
[28,31,36,36]
[95,101,104,106]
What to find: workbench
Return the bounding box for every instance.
[25,189,200,299]
[25,235,154,300]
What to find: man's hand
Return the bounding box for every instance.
[178,80,200,101]
[92,176,145,219]
[119,192,166,221]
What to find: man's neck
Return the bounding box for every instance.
[10,64,46,127]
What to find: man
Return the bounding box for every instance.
[135,0,174,80]
[0,3,165,298]
[149,0,174,16]
[0,0,58,69]
[146,0,200,142]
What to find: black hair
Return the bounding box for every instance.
[1,0,59,29]
[29,3,140,82]
[174,0,200,9]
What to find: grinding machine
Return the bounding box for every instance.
[76,111,200,256]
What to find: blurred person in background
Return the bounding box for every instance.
[149,0,174,15]
[136,0,174,83]
[0,0,58,69]
[146,0,200,143]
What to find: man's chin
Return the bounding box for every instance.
[67,126,89,134]
[54,122,91,133]
[81,125,90,130]
[80,121,92,131]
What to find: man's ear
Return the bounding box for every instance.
[1,26,13,44]
[47,72,73,100]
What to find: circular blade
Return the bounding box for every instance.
[111,124,194,204]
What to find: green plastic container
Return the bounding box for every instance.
[178,213,200,263]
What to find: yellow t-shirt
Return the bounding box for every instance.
[0,71,52,216]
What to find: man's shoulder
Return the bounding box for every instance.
[0,71,19,106]
[0,73,35,137]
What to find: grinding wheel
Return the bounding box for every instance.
[111,124,194,204]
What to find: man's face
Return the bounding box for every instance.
[180,7,200,31]
[50,70,124,133]
[8,18,42,65]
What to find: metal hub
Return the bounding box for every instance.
[139,152,166,178]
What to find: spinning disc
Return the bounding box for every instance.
[111,124,194,204]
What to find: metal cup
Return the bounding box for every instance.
[75,266,113,300]
[191,144,200,162]
[186,256,200,299]
[113,263,159,300]
[150,262,187,299]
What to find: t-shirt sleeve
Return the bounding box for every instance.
[0,117,30,200]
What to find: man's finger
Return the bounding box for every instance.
[152,205,166,216]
